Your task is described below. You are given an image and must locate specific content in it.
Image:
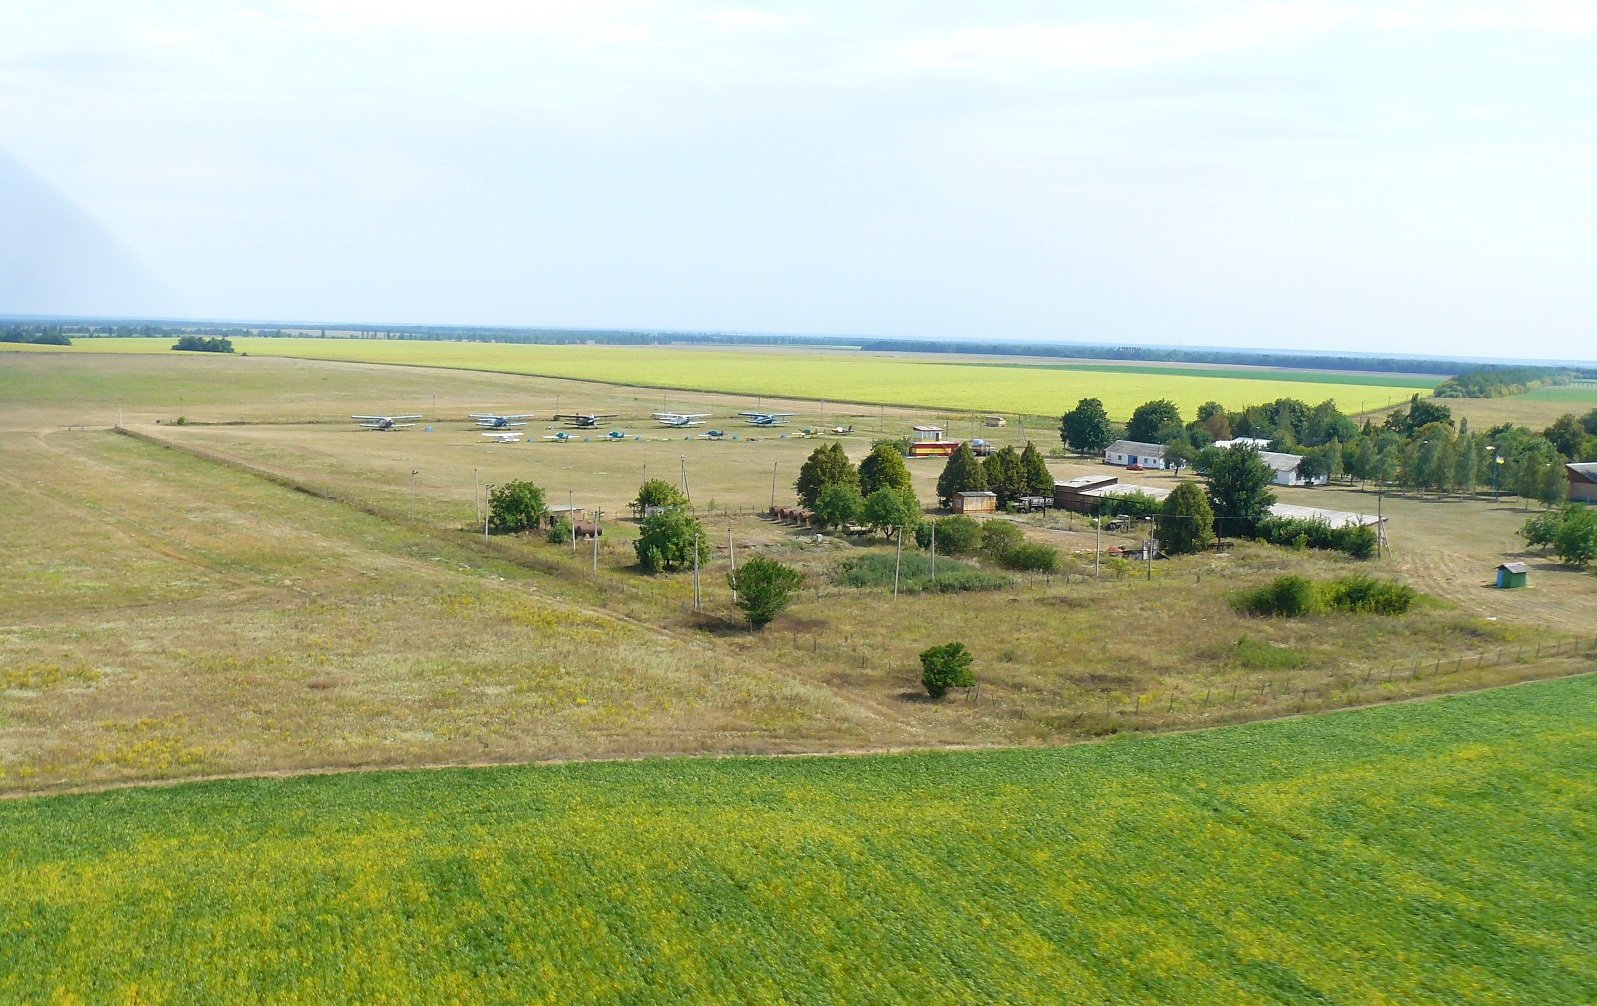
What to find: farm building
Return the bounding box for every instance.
[1567,462,1597,503]
[908,425,960,458]
[1266,502,1383,529]
[1104,440,1167,469]
[1053,475,1122,511]
[545,505,586,528]
[1259,451,1326,487]
[1495,562,1529,589]
[983,415,1007,428]
[952,490,998,515]
[1211,437,1272,450]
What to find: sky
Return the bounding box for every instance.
[1,1,1594,360]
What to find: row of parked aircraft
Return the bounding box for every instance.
[354,410,810,432]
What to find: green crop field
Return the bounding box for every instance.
[2,675,1594,1004]
[12,338,1438,419]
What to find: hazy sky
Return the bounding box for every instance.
[2,1,1593,359]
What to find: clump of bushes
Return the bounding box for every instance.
[1234,574,1417,617]
[974,520,1061,573]
[836,553,1007,593]
[920,641,974,699]
[1256,517,1378,559]
[913,516,982,555]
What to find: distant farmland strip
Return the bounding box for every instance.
[2,675,1594,1003]
[27,338,1437,418]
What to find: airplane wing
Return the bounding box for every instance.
[352,415,387,421]
[393,415,424,421]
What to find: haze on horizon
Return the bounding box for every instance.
[1,1,1593,360]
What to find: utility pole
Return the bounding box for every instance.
[474,468,479,521]
[592,507,601,572]
[410,470,418,519]
[1094,517,1101,577]
[930,520,937,582]
[692,533,701,610]
[483,486,493,538]
[569,489,576,553]
[1376,485,1385,560]
[893,527,903,599]
[728,526,737,603]
[1146,516,1155,580]
[680,456,690,505]
[770,462,777,511]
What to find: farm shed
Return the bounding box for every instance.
[1211,437,1272,450]
[952,490,998,514]
[1259,451,1327,487]
[1104,440,1168,469]
[545,505,586,528]
[1495,562,1528,589]
[1265,503,1382,529]
[908,425,960,458]
[1567,462,1597,503]
[1053,475,1121,511]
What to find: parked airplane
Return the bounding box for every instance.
[739,411,795,426]
[543,431,578,442]
[699,430,728,440]
[353,414,422,431]
[481,431,523,443]
[471,413,534,429]
[653,412,712,428]
[830,425,855,435]
[553,412,619,428]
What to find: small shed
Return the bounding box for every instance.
[952,490,998,515]
[545,505,586,528]
[1495,562,1528,589]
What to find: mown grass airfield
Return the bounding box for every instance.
[2,341,1594,1003]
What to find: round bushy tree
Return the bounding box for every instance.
[863,486,921,537]
[858,443,913,497]
[920,642,975,699]
[729,557,807,630]
[1204,444,1277,537]
[634,509,709,572]
[1060,398,1114,455]
[1126,399,1183,444]
[814,482,866,528]
[795,442,857,508]
[632,479,688,514]
[914,516,982,554]
[488,480,547,533]
[1158,481,1216,555]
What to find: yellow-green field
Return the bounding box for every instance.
[2,675,1593,1004]
[11,337,1438,419]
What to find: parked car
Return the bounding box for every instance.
[1126,463,1145,471]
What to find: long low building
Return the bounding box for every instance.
[1569,462,1597,503]
[1054,476,1381,528]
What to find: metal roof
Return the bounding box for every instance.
[955,490,998,498]
[1568,462,1597,483]
[1258,451,1307,473]
[1265,502,1382,528]
[1105,440,1166,456]
[1498,562,1529,573]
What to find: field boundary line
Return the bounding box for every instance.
[6,663,1593,804]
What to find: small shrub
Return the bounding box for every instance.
[1235,575,1318,617]
[729,557,806,630]
[914,516,982,555]
[980,521,1024,559]
[999,541,1060,573]
[546,517,572,545]
[1325,574,1418,614]
[1234,574,1418,617]
[920,642,974,699]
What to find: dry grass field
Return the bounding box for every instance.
[2,349,1592,795]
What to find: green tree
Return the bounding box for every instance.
[980,520,1025,559]
[1520,509,1563,552]
[1509,439,1563,509]
[728,557,806,630]
[1018,441,1053,497]
[1060,398,1114,455]
[1204,445,1277,537]
[488,480,547,533]
[919,641,974,699]
[862,486,921,537]
[1158,481,1215,555]
[1351,437,1378,483]
[1452,433,1477,497]
[1553,506,1597,567]
[546,516,572,544]
[634,509,709,572]
[632,478,688,515]
[913,516,982,554]
[1384,395,1454,437]
[1126,399,1183,444]
[1544,414,1594,460]
[858,443,914,497]
[814,482,865,528]
[794,442,857,508]
[982,446,1026,507]
[1163,436,1194,476]
[998,542,1060,573]
[935,443,988,507]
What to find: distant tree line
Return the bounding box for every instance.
[1433,366,1576,399]
[172,336,234,353]
[1,326,71,346]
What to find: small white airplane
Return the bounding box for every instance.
[471,413,534,429]
[830,425,855,435]
[481,431,523,443]
[553,412,619,428]
[740,411,795,426]
[699,430,729,440]
[653,412,712,428]
[543,431,578,442]
[353,414,422,431]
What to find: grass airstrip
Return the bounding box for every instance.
[12,336,1440,419]
[1,676,1594,1004]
